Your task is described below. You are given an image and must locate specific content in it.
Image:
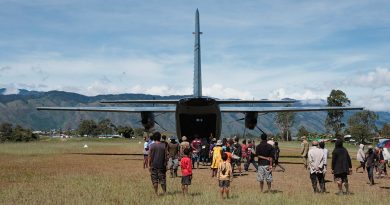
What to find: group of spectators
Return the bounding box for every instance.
[303,136,353,195]
[143,132,388,197]
[143,132,283,197]
[356,144,389,185]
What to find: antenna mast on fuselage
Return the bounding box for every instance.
[193,9,202,98]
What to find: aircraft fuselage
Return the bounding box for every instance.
[176,97,221,142]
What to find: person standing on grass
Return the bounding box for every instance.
[200,138,210,166]
[244,139,258,172]
[308,141,325,193]
[143,136,149,169]
[217,152,233,199]
[319,141,328,179]
[232,137,243,176]
[191,135,202,169]
[356,144,366,173]
[273,141,285,172]
[365,146,378,185]
[301,136,309,170]
[331,139,352,195]
[167,136,180,178]
[256,133,274,193]
[211,140,223,177]
[181,148,192,196]
[148,132,168,196]
[179,136,190,160]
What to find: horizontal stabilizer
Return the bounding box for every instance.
[217,99,296,104]
[100,100,179,104]
[37,106,176,113]
[220,106,363,113]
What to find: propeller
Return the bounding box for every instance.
[154,120,167,132]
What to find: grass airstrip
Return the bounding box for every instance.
[0,138,389,205]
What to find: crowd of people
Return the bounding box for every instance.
[143,132,389,198]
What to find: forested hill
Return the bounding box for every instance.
[1,89,390,136]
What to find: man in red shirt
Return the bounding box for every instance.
[191,136,202,169]
[181,148,192,196]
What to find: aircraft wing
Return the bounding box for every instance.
[216,99,296,104]
[220,106,363,113]
[37,106,176,112]
[100,100,179,104]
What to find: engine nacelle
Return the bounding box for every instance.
[245,112,258,130]
[141,111,155,131]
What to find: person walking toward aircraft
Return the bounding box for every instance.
[332,139,352,195]
[167,136,180,178]
[200,138,210,166]
[217,152,233,199]
[319,141,328,179]
[365,146,378,185]
[356,144,366,173]
[148,132,168,196]
[180,136,190,160]
[211,140,223,177]
[191,135,202,169]
[181,148,192,196]
[301,136,309,170]
[273,141,285,172]
[232,137,243,175]
[308,141,325,193]
[256,133,274,193]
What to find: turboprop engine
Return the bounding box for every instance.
[141,112,155,131]
[244,112,258,130]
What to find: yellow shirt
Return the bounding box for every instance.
[211,146,222,169]
[217,161,233,181]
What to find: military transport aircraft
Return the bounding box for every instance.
[37,9,363,142]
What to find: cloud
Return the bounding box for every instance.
[349,67,390,89]
[353,92,390,112]
[268,88,327,100]
[31,66,50,81]
[0,83,19,94]
[203,84,254,100]
[0,66,11,72]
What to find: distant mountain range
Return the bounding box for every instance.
[1,88,390,137]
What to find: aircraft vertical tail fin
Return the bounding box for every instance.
[193,9,202,98]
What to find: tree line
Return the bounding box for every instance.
[275,89,390,143]
[0,123,39,143]
[77,118,140,138]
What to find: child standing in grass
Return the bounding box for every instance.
[181,148,192,196]
[217,152,233,199]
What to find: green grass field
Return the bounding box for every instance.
[0,138,389,205]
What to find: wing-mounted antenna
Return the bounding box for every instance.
[193,9,202,98]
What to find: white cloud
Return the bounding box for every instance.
[268,88,327,100]
[353,92,390,112]
[203,84,254,100]
[350,67,390,89]
[0,83,19,94]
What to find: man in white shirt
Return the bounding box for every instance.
[308,141,325,193]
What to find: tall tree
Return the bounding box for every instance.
[97,119,114,136]
[381,123,390,137]
[117,125,134,138]
[325,89,350,138]
[78,120,98,137]
[0,122,13,142]
[275,112,295,141]
[347,110,378,144]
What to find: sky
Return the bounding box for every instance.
[1,0,390,111]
